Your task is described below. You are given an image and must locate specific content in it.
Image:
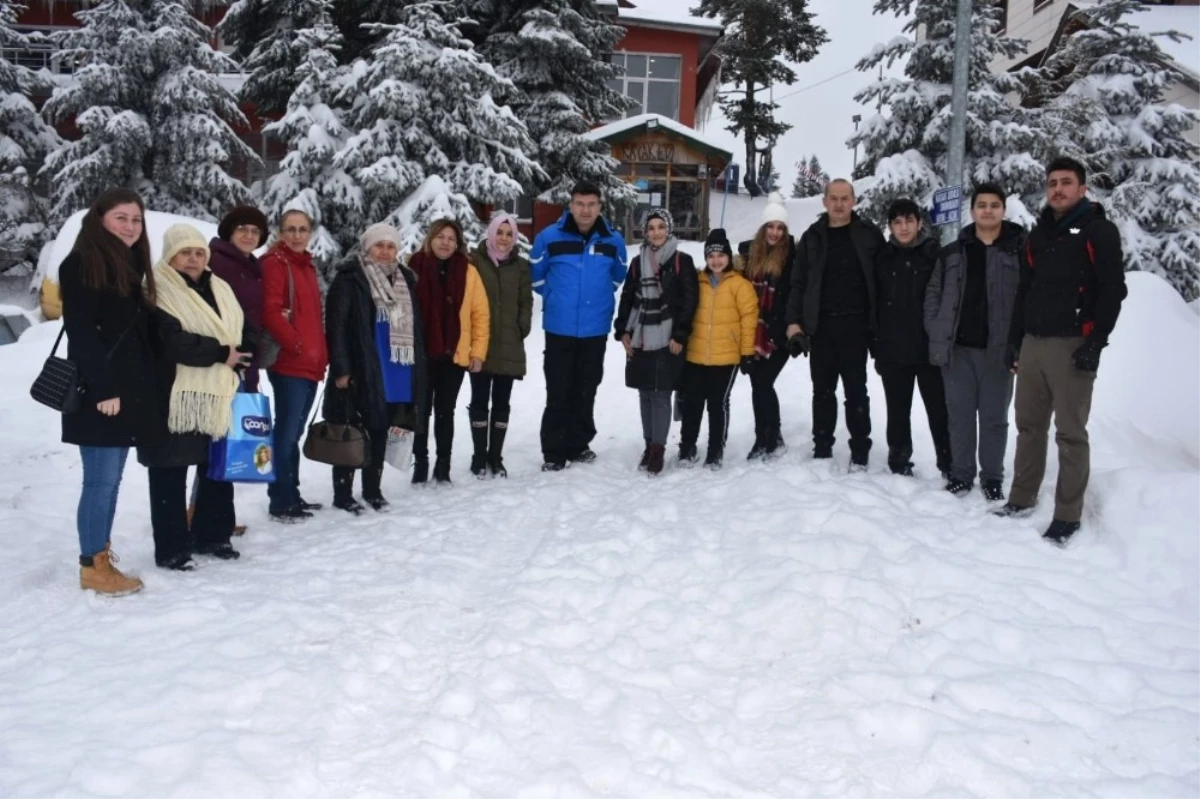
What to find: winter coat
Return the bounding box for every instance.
[686,269,759,367]
[208,237,264,389]
[470,242,532,377]
[406,254,491,368]
[786,213,885,336]
[531,210,629,338]
[736,236,795,350]
[323,254,427,433]
[1008,200,1127,348]
[924,221,1025,366]
[873,232,942,366]
[137,270,255,468]
[260,244,328,383]
[614,249,700,391]
[59,250,162,448]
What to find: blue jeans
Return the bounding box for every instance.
[77,446,130,558]
[268,372,317,514]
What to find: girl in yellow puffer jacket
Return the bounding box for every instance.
[678,228,759,469]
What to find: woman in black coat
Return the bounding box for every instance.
[59,188,160,596]
[138,224,254,571]
[614,208,698,475]
[324,223,427,514]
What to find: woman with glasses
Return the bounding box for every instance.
[261,210,329,523]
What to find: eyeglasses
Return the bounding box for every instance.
[282,226,311,235]
[234,225,261,236]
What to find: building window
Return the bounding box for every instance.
[496,196,534,223]
[606,52,682,121]
[622,162,707,242]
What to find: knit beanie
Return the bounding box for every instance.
[761,191,789,228]
[161,224,210,267]
[704,228,733,259]
[217,205,270,246]
[361,222,402,253]
[645,207,674,236]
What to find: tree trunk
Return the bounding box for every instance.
[742,79,761,197]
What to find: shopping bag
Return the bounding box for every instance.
[207,389,276,483]
[384,429,414,471]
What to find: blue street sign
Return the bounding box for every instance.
[932,185,963,226]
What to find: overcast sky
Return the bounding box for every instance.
[692,0,908,192]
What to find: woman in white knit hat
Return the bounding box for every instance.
[736,191,797,461]
[138,224,254,571]
[324,222,427,513]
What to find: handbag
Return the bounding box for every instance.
[302,387,370,468]
[259,259,294,369]
[208,382,276,483]
[384,429,414,471]
[30,312,138,414]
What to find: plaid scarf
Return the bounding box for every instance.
[626,237,678,351]
[751,273,778,355]
[360,253,416,365]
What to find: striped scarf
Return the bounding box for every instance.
[626,237,678,351]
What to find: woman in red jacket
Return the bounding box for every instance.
[261,209,329,523]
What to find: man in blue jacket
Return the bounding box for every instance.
[531,180,629,471]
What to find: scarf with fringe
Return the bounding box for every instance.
[360,253,416,364]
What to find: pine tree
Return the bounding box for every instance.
[0,0,60,274]
[218,0,293,117]
[791,154,828,198]
[42,0,256,222]
[334,0,542,242]
[1038,0,1200,301]
[471,0,634,213]
[696,0,827,197]
[849,0,1043,224]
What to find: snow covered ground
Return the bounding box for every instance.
[0,263,1196,794]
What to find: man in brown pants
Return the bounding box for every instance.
[994,156,1127,547]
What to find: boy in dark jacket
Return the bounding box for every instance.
[874,199,951,477]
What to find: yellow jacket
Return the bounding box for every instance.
[454,264,491,368]
[687,268,758,366]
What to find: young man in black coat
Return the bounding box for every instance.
[873,199,952,478]
[995,157,1128,547]
[785,179,886,470]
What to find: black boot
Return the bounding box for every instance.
[639,439,651,470]
[469,417,489,478]
[488,417,509,478]
[746,437,767,461]
[412,458,428,485]
[433,456,452,484]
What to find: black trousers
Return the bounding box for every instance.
[878,362,952,474]
[469,372,515,424]
[541,333,606,462]
[750,348,789,443]
[333,424,388,503]
[414,358,465,463]
[149,465,233,562]
[679,363,738,456]
[810,314,872,461]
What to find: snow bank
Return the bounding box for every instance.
[709,192,824,244]
[31,209,220,288]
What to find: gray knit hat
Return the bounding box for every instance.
[645,207,674,236]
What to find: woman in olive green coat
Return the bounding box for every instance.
[468,212,532,478]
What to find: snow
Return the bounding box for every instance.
[1133,5,1200,81]
[31,209,219,288]
[586,113,733,160]
[1,252,1197,793]
[617,0,723,33]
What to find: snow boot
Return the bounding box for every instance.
[982,480,1005,502]
[812,447,832,460]
[992,502,1035,519]
[412,458,429,485]
[487,418,508,478]
[677,442,699,468]
[945,478,973,496]
[433,456,452,484]
[647,443,666,476]
[848,456,869,474]
[1043,519,1081,548]
[80,549,143,596]
[639,439,652,471]
[470,414,489,478]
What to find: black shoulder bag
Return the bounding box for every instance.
[30,312,139,414]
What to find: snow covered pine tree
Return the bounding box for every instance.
[0,0,60,273]
[791,155,828,199]
[850,0,1044,223]
[1038,0,1200,301]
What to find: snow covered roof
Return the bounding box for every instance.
[586,113,733,162]
[617,0,723,35]
[1132,4,1200,83]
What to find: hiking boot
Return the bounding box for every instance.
[195,542,240,560]
[80,550,143,596]
[992,502,1035,519]
[270,506,313,524]
[647,443,666,475]
[982,480,1005,502]
[677,442,698,468]
[1043,519,1081,548]
[232,525,247,537]
[945,478,973,497]
[334,498,365,516]
[570,448,597,465]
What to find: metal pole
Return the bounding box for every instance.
[942,0,972,246]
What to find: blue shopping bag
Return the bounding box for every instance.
[207,388,276,483]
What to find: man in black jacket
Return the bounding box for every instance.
[785,178,885,469]
[995,157,1127,547]
[874,198,951,478]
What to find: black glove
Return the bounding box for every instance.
[787,333,810,358]
[1072,338,1104,372]
[739,356,756,376]
[1005,343,1021,372]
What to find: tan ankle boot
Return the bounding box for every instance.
[81,550,144,596]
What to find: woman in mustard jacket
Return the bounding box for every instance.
[407,219,490,484]
[678,228,758,470]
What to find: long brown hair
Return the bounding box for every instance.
[422,218,467,256]
[73,188,155,304]
[745,222,790,280]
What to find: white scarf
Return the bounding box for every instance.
[153,264,244,437]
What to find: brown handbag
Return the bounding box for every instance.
[302,388,370,468]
